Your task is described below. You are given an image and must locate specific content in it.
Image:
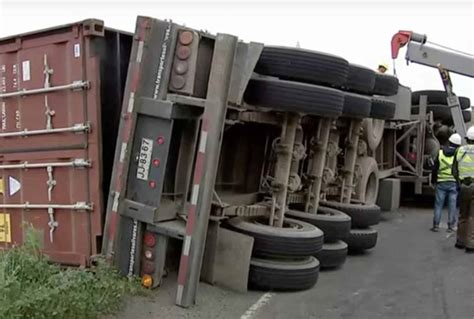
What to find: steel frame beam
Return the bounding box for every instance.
[305,118,332,213]
[175,33,238,308]
[340,119,363,203]
[270,113,300,227]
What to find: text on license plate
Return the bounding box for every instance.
[136,138,153,181]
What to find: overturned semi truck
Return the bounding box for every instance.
[98,16,405,307]
[1,16,452,308]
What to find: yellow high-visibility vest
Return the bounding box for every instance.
[438,150,455,182]
[456,144,474,181]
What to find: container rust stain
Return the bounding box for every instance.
[0,20,132,266]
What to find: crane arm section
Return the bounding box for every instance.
[391,30,474,78]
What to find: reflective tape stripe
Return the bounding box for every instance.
[176,285,184,305]
[112,192,120,212]
[119,143,127,163]
[191,185,200,205]
[136,41,144,63]
[127,92,135,113]
[198,131,208,154]
[183,235,192,256]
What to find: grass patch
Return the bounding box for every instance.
[0,227,143,319]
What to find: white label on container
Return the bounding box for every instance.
[74,44,81,58]
[22,61,30,82]
[8,176,21,197]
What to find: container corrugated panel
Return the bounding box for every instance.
[0,20,132,266]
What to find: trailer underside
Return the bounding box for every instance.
[116,206,474,319]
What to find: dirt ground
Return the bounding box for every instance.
[115,207,474,319]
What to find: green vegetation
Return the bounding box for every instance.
[0,227,142,319]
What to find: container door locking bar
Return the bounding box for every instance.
[0,159,91,170]
[0,159,91,202]
[0,123,90,138]
[0,80,89,99]
[0,202,93,243]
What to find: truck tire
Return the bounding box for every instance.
[441,109,472,126]
[254,46,349,87]
[286,206,351,242]
[342,92,372,118]
[244,78,344,117]
[373,73,399,96]
[354,156,380,205]
[248,256,320,291]
[227,216,324,258]
[320,201,381,228]
[370,97,396,120]
[344,64,376,94]
[346,228,378,252]
[412,90,471,109]
[411,104,450,120]
[362,118,385,150]
[411,105,471,124]
[314,240,348,269]
[463,110,472,123]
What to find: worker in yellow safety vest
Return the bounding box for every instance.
[452,126,474,253]
[431,133,461,232]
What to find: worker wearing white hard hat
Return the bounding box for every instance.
[431,133,461,232]
[452,126,474,252]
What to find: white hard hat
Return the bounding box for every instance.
[467,126,474,140]
[449,133,462,145]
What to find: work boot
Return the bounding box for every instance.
[430,225,439,232]
[455,241,465,249]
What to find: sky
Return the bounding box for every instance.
[0,0,473,100]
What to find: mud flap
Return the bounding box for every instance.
[201,224,254,293]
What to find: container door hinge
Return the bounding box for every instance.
[47,207,58,243]
[43,54,54,89]
[46,166,56,202]
[44,96,55,130]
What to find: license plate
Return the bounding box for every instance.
[136,138,153,181]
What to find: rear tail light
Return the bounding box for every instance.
[144,249,154,260]
[169,29,198,94]
[143,232,156,247]
[142,274,153,288]
[142,260,155,274]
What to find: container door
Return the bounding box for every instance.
[0,21,104,266]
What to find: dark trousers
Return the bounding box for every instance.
[457,184,474,249]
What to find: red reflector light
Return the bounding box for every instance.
[157,136,165,145]
[176,46,191,60]
[149,181,156,189]
[142,261,155,274]
[179,31,194,45]
[144,232,156,247]
[170,75,186,89]
[153,159,160,167]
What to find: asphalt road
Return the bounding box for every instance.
[116,207,474,319]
